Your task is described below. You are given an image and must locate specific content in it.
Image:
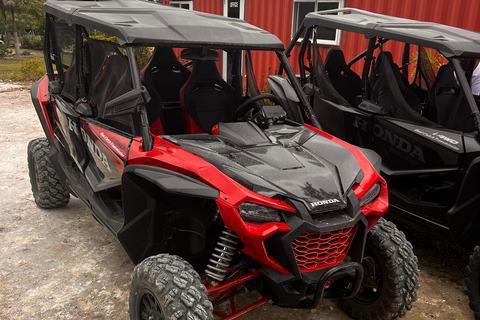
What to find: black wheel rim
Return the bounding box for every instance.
[137,289,163,320]
[354,247,383,305]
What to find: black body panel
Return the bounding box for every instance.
[166,123,364,214]
[119,165,221,265]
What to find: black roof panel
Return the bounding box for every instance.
[303,8,480,57]
[44,0,285,50]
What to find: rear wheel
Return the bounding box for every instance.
[129,254,213,320]
[27,138,69,208]
[339,218,420,320]
[466,246,480,320]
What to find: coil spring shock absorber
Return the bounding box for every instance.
[205,227,240,282]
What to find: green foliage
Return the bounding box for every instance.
[88,34,152,70]
[0,48,43,80]
[15,59,45,80]
[261,67,277,94]
[21,35,43,50]
[137,47,153,70]
[89,34,119,43]
[21,50,31,56]
[0,44,12,58]
[409,48,447,84]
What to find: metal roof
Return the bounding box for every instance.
[303,8,480,57]
[43,0,285,50]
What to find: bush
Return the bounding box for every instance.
[137,47,153,70]
[89,34,118,43]
[89,35,152,69]
[0,44,12,59]
[21,35,44,50]
[19,59,46,81]
[21,50,31,56]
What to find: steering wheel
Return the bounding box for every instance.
[233,93,282,120]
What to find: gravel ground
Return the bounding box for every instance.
[0,86,475,320]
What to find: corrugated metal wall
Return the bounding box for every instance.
[244,0,480,79]
[246,0,293,87]
[175,0,480,88]
[195,0,223,15]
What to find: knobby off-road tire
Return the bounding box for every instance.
[466,246,480,320]
[129,254,213,320]
[27,138,70,208]
[339,218,420,320]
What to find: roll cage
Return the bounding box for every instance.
[286,8,480,136]
[43,0,320,155]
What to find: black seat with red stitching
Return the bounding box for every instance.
[180,49,239,134]
[141,47,191,104]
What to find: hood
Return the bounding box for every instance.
[167,123,363,214]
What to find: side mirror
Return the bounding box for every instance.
[101,86,151,119]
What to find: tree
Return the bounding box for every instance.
[1,0,42,56]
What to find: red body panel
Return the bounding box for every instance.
[128,123,388,274]
[128,135,293,273]
[87,123,130,161]
[36,76,55,140]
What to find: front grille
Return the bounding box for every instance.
[292,225,358,272]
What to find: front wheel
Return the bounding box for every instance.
[466,246,480,320]
[339,218,420,320]
[129,254,213,320]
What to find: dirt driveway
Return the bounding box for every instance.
[0,86,475,320]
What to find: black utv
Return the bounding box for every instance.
[286,7,480,319]
[29,1,419,319]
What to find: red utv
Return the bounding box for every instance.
[28,1,419,319]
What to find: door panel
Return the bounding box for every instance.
[80,120,129,192]
[373,118,463,171]
[52,95,88,171]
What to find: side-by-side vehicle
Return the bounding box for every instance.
[286,8,480,319]
[29,1,419,319]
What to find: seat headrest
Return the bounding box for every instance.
[325,49,348,71]
[150,47,181,67]
[189,60,223,81]
[181,48,219,61]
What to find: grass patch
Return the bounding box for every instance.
[0,48,45,81]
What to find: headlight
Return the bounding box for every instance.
[359,182,381,207]
[238,202,282,224]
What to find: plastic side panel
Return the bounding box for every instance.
[314,97,371,148]
[80,121,127,191]
[372,118,462,171]
[133,166,219,199]
[118,171,167,264]
[31,76,55,141]
[448,157,480,250]
[304,124,388,220]
[127,136,295,273]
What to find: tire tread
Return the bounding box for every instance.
[466,246,480,320]
[129,254,213,320]
[27,138,69,208]
[339,218,420,320]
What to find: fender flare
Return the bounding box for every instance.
[118,165,219,264]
